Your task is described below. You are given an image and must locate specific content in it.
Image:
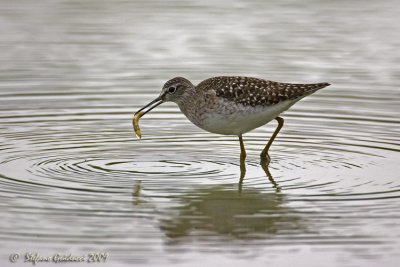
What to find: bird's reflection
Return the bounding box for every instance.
[239,156,281,193]
[132,180,141,206]
[132,159,307,242]
[158,187,306,241]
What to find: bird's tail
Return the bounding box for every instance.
[279,82,330,100]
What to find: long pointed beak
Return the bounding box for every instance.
[133,95,164,139]
[134,96,163,117]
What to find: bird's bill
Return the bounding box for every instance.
[134,96,163,117]
[133,96,164,139]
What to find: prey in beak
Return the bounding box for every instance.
[133,95,164,139]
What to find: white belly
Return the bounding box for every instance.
[199,100,296,135]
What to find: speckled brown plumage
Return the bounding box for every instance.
[197,76,330,107]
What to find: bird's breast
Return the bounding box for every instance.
[179,94,296,135]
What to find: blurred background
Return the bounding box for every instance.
[0,0,399,266]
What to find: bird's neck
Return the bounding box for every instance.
[176,87,199,123]
[176,87,195,109]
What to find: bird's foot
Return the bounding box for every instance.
[260,153,271,166]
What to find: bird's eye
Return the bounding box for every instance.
[168,86,176,94]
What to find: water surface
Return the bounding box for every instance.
[1,0,399,266]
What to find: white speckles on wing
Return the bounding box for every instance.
[196,76,330,107]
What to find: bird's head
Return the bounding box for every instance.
[160,77,194,104]
[134,77,194,118]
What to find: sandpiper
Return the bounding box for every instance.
[134,76,330,165]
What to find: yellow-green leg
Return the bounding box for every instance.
[239,134,246,162]
[239,134,281,192]
[238,134,246,193]
[260,116,284,165]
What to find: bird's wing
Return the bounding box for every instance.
[197,76,330,107]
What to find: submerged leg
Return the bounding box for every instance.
[239,134,246,162]
[238,134,246,193]
[260,116,284,165]
[260,158,281,192]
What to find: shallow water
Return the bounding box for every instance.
[1,0,400,266]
